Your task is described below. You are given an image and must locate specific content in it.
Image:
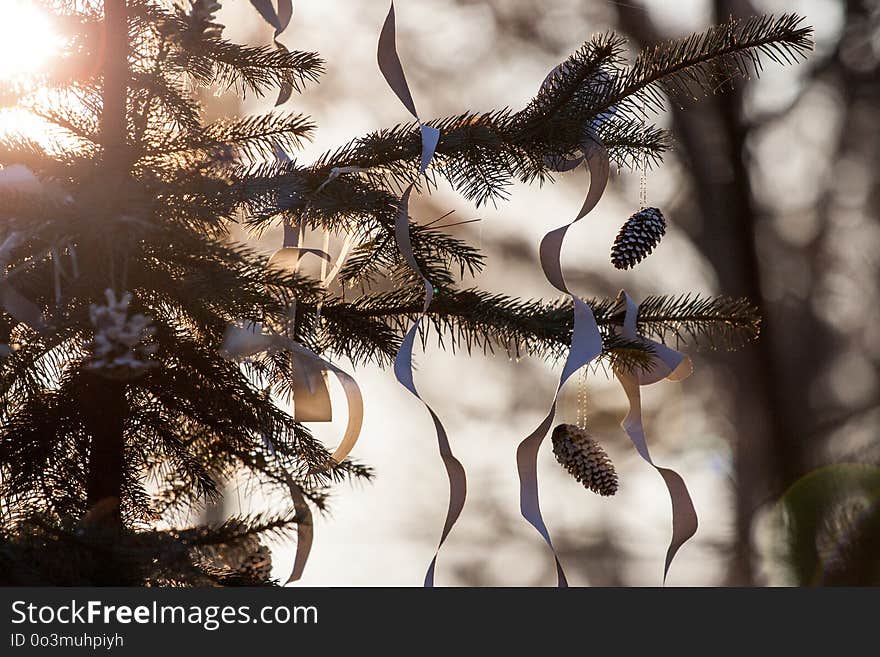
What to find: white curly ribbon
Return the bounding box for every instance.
[516,138,609,587]
[248,0,295,105]
[222,324,363,582]
[377,2,465,587]
[613,291,698,583]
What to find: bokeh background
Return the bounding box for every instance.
[197,0,880,586]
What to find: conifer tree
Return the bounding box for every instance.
[0,1,811,585]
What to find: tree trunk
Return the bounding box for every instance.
[82,0,131,528]
[82,373,128,514]
[101,0,129,165]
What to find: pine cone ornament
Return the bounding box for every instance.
[86,289,158,380]
[186,0,224,39]
[551,424,618,496]
[197,536,275,586]
[237,542,274,582]
[610,207,666,270]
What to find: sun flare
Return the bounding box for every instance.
[0,1,59,81]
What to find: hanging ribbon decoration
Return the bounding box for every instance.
[271,221,334,424]
[267,142,335,423]
[271,216,356,422]
[515,139,609,587]
[227,129,359,586]
[377,2,464,588]
[222,322,362,582]
[249,0,295,105]
[282,470,313,584]
[613,291,698,582]
[265,142,363,461]
[223,324,364,472]
[0,232,48,333]
[519,63,694,585]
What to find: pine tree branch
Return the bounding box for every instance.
[179,38,324,96]
[179,511,302,548]
[309,289,760,362]
[289,14,811,207]
[143,112,316,164]
[615,293,761,349]
[593,14,814,119]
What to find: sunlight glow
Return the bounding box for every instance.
[0,1,59,81]
[0,106,57,147]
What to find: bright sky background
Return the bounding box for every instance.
[0,1,59,81]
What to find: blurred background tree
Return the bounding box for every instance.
[610,0,880,587]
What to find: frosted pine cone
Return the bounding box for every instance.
[86,289,158,380]
[610,207,666,270]
[551,424,618,496]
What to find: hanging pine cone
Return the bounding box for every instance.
[231,542,274,584]
[610,207,666,270]
[551,424,618,496]
[186,1,224,39]
[198,537,275,586]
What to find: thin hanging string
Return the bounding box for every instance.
[315,229,331,337]
[639,150,648,210]
[575,367,588,430]
[640,97,648,210]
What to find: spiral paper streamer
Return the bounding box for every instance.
[222,323,364,582]
[516,139,609,587]
[377,2,466,587]
[613,291,698,581]
[248,0,295,105]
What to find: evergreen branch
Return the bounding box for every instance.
[297,15,811,207]
[130,1,324,97]
[323,289,761,359]
[145,112,316,164]
[594,14,814,119]
[179,511,303,548]
[617,293,761,349]
[129,70,201,134]
[167,35,323,97]
[228,169,485,289]
[519,32,625,128]
[597,119,670,170]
